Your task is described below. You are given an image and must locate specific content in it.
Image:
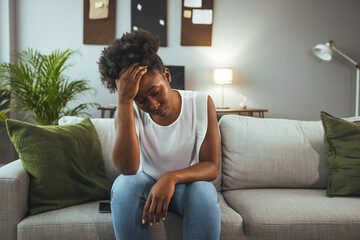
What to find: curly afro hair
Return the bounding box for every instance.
[98,29,165,93]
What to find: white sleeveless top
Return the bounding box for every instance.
[133,90,208,180]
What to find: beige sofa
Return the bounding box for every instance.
[1,115,360,240]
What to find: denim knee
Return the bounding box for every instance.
[185,181,219,204]
[182,181,221,240]
[111,172,155,240]
[111,172,155,202]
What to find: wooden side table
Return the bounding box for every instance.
[97,106,117,118]
[216,108,268,118]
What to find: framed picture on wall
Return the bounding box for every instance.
[131,0,167,46]
[83,0,116,45]
[166,65,185,90]
[181,0,214,46]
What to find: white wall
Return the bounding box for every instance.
[5,0,360,120]
[0,0,10,63]
[0,0,17,164]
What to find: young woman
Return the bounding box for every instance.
[99,29,221,240]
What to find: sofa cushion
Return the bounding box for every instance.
[17,200,177,240]
[17,192,244,240]
[219,115,328,190]
[6,118,111,215]
[223,189,360,240]
[17,201,115,240]
[217,192,244,240]
[59,116,119,183]
[321,111,360,197]
[219,115,360,190]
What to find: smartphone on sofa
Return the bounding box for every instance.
[99,202,111,213]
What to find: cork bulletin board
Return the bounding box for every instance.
[131,0,167,47]
[83,0,116,45]
[181,0,214,46]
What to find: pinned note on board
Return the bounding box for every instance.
[181,0,213,46]
[89,0,109,20]
[184,10,192,18]
[192,9,212,24]
[184,0,202,8]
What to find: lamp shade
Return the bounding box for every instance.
[214,68,233,84]
[313,43,333,61]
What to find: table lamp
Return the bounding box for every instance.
[214,68,233,109]
[313,40,360,116]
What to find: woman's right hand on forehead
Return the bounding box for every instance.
[116,62,148,104]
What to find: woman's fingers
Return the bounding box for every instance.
[117,63,135,80]
[162,201,168,221]
[143,197,169,226]
[135,67,148,83]
[142,197,151,224]
[131,65,147,82]
[147,198,157,226]
[118,63,144,81]
[116,63,147,102]
[130,65,147,100]
[127,62,141,75]
[155,200,164,225]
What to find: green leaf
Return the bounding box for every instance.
[0,98,10,107]
[0,48,99,125]
[0,111,8,121]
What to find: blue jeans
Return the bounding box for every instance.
[111,171,221,240]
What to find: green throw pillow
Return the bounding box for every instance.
[6,118,111,215]
[321,111,360,197]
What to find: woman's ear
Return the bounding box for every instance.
[163,68,172,84]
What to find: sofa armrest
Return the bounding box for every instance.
[0,159,30,240]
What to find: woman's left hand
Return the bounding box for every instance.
[142,173,176,226]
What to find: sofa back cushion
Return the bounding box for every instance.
[59,116,120,183]
[59,116,222,191]
[220,115,326,190]
[220,115,360,190]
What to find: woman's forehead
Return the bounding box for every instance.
[139,71,164,90]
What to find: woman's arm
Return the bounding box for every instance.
[142,95,221,225]
[112,63,147,174]
[112,104,140,175]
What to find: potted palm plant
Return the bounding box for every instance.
[0,111,8,133]
[0,48,99,125]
